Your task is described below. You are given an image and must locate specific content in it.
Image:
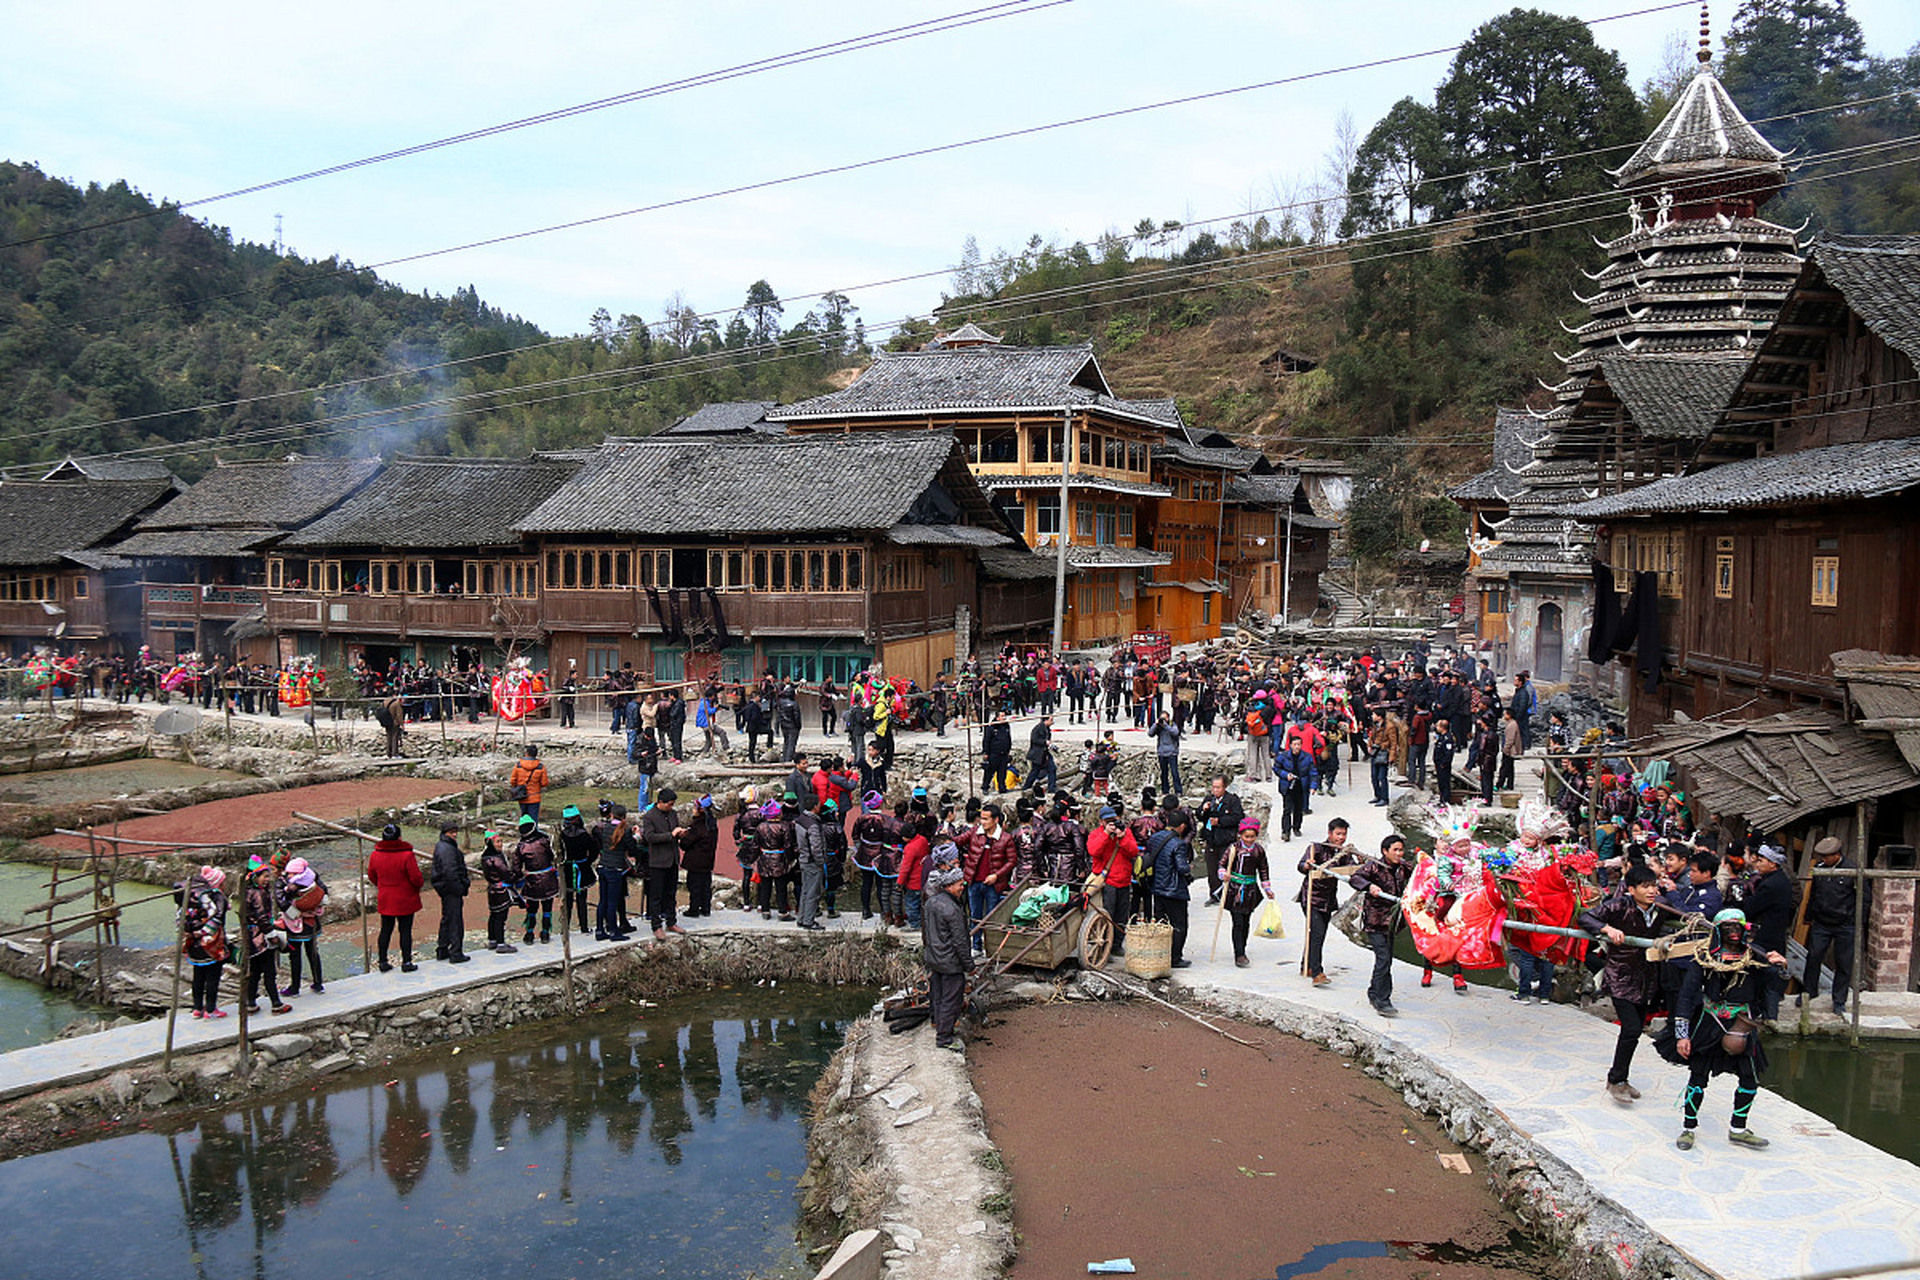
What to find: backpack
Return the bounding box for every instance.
[1245,710,1269,737]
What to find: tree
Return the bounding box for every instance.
[1341,97,1443,237]
[951,235,984,299]
[1720,0,1867,155]
[818,291,857,357]
[1431,9,1644,215]
[742,280,783,347]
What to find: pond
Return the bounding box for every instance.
[1766,1038,1920,1167]
[0,984,873,1280]
[0,971,108,1052]
[0,758,244,806]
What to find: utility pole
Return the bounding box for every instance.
[1051,406,1072,655]
[1280,499,1296,622]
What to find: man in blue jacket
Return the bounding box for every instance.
[1147,809,1196,969]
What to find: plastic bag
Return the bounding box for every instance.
[1254,897,1287,940]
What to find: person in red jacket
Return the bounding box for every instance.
[898,819,931,930]
[368,822,424,972]
[964,802,1017,954]
[1087,805,1137,957]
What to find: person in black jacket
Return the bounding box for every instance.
[428,821,472,963]
[1579,865,1665,1104]
[1351,835,1414,1017]
[1801,835,1868,1015]
[982,711,1014,792]
[594,804,633,940]
[1195,775,1244,906]
[1665,908,1787,1151]
[1743,844,1798,1019]
[922,865,973,1051]
[662,688,687,762]
[1296,818,1350,986]
[557,806,597,937]
[677,794,719,918]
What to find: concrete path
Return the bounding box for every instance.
[1168,765,1920,1280]
[0,906,890,1103]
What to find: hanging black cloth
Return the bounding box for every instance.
[1588,560,1622,663]
[645,586,671,635]
[665,588,685,643]
[1590,563,1662,694]
[705,587,733,648]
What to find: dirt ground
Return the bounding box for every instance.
[34,777,466,853]
[968,1002,1545,1280]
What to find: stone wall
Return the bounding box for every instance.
[1869,878,1917,991]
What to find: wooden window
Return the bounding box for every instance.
[1076,502,1095,539]
[751,551,769,591]
[311,560,342,594]
[1029,426,1062,464]
[980,427,1017,464]
[1128,441,1147,473]
[614,551,631,587]
[1105,437,1126,469]
[1035,496,1060,540]
[845,548,864,590]
[809,551,827,591]
[584,646,622,679]
[1078,431,1096,466]
[1714,553,1733,599]
[1812,554,1839,608]
[709,550,750,589]
[1117,507,1134,540]
[69,576,88,600]
[367,561,396,595]
[408,561,435,595]
[938,552,955,586]
[879,553,924,593]
[506,561,536,597]
[266,558,286,592]
[1096,579,1118,613]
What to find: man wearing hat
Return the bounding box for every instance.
[429,820,472,964]
[515,814,560,944]
[640,788,689,939]
[1801,835,1866,1016]
[922,862,973,1052]
[1744,842,1798,1020]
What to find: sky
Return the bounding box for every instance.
[5,0,1918,341]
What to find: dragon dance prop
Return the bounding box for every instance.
[1402,801,1601,972]
[491,665,538,722]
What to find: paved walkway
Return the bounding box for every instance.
[1167,765,1920,1280]
[0,907,886,1103]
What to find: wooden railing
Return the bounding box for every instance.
[141,583,266,621]
[265,589,870,638]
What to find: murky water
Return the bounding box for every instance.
[0,758,242,806]
[0,985,872,1279]
[0,971,106,1051]
[1766,1039,1920,1166]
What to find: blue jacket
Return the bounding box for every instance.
[1275,747,1314,793]
[1146,828,1194,900]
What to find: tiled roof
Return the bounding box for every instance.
[1450,409,1542,501]
[1813,236,1920,365]
[1116,397,1183,428]
[1565,436,1920,519]
[517,433,993,538]
[1645,711,1916,831]
[660,401,782,436]
[1064,545,1172,568]
[932,322,1002,347]
[39,456,179,483]
[1611,67,1786,188]
[1595,354,1750,439]
[771,344,1104,419]
[884,523,1012,548]
[979,472,1172,498]
[114,528,283,560]
[286,457,581,549]
[979,546,1072,580]
[133,456,382,533]
[0,479,176,568]
[1159,437,1261,472]
[1224,473,1301,506]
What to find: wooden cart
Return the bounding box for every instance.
[979,883,1114,972]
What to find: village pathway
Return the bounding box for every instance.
[1171,762,1920,1280]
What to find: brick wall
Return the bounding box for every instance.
[1867,878,1916,991]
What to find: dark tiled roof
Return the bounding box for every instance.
[1117,397,1183,428]
[1286,513,1343,531]
[1596,354,1750,439]
[884,523,1011,548]
[1813,236,1920,365]
[1159,437,1260,472]
[114,528,282,560]
[660,401,782,436]
[1449,408,1542,501]
[980,546,1072,580]
[1566,436,1920,519]
[0,479,176,568]
[134,456,382,533]
[1064,545,1172,568]
[286,457,580,549]
[979,472,1172,498]
[771,345,1103,419]
[1224,473,1301,506]
[931,322,1002,347]
[1611,68,1786,188]
[518,433,987,537]
[39,456,179,483]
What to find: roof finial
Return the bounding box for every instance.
[1698,2,1712,64]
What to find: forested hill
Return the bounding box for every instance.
[0,163,858,477]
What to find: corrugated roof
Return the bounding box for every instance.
[518,433,986,537]
[133,456,382,533]
[0,479,176,568]
[1566,436,1920,519]
[286,456,580,549]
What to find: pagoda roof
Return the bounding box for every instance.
[1611,66,1787,190]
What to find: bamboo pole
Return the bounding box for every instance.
[1209,841,1241,963]
[1851,799,1867,1049]
[43,852,60,990]
[163,891,186,1073]
[88,826,107,1004]
[235,851,250,1077]
[355,809,370,973]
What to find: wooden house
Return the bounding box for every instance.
[766,335,1178,649]
[0,476,176,655]
[1220,472,1335,622]
[266,456,582,671]
[1451,50,1800,689]
[511,432,1025,688]
[1566,236,1920,736]
[110,456,382,660]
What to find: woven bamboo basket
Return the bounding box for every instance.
[1124,916,1174,979]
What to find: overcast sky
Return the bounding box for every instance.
[6,1,1917,339]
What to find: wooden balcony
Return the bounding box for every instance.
[142,583,267,622]
[0,597,108,639]
[268,589,871,640]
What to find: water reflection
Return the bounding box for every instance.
[1,986,871,1280]
[1768,1040,1920,1165]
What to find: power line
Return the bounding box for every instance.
[18,72,1905,457]
[0,0,1070,252]
[52,139,1920,470]
[29,1,1698,341]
